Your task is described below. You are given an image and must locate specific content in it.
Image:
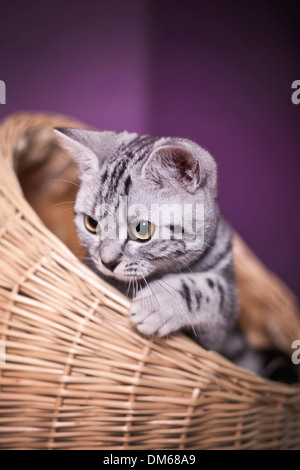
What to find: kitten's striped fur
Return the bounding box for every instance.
[55,128,238,352]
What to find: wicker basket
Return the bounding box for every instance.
[0,113,299,450]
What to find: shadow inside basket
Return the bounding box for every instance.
[14,122,300,385]
[16,126,86,261]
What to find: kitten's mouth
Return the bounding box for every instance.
[94,260,146,282]
[107,271,146,283]
[113,271,144,282]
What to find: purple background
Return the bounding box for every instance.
[1,0,299,300]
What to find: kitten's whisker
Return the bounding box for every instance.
[203,241,213,250]
[155,279,173,297]
[140,280,145,317]
[50,201,75,210]
[154,278,180,334]
[135,278,138,299]
[170,255,194,274]
[50,178,80,188]
[125,277,132,299]
[138,267,157,313]
[140,272,171,331]
[158,278,196,336]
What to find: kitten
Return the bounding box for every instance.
[54,128,238,352]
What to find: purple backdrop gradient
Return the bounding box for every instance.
[1,0,299,300]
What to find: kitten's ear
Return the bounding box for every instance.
[54,128,101,176]
[142,141,217,193]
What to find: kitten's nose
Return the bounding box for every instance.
[101,257,121,272]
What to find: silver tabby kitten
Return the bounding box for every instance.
[55,128,238,352]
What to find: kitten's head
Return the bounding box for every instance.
[54,128,219,282]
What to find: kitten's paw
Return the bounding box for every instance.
[130,300,164,336]
[130,283,186,337]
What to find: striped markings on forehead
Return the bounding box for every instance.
[98,134,160,205]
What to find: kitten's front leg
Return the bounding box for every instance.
[130,269,237,351]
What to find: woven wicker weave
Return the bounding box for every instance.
[0,113,299,450]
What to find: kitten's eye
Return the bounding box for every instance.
[84,214,99,234]
[128,220,154,241]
